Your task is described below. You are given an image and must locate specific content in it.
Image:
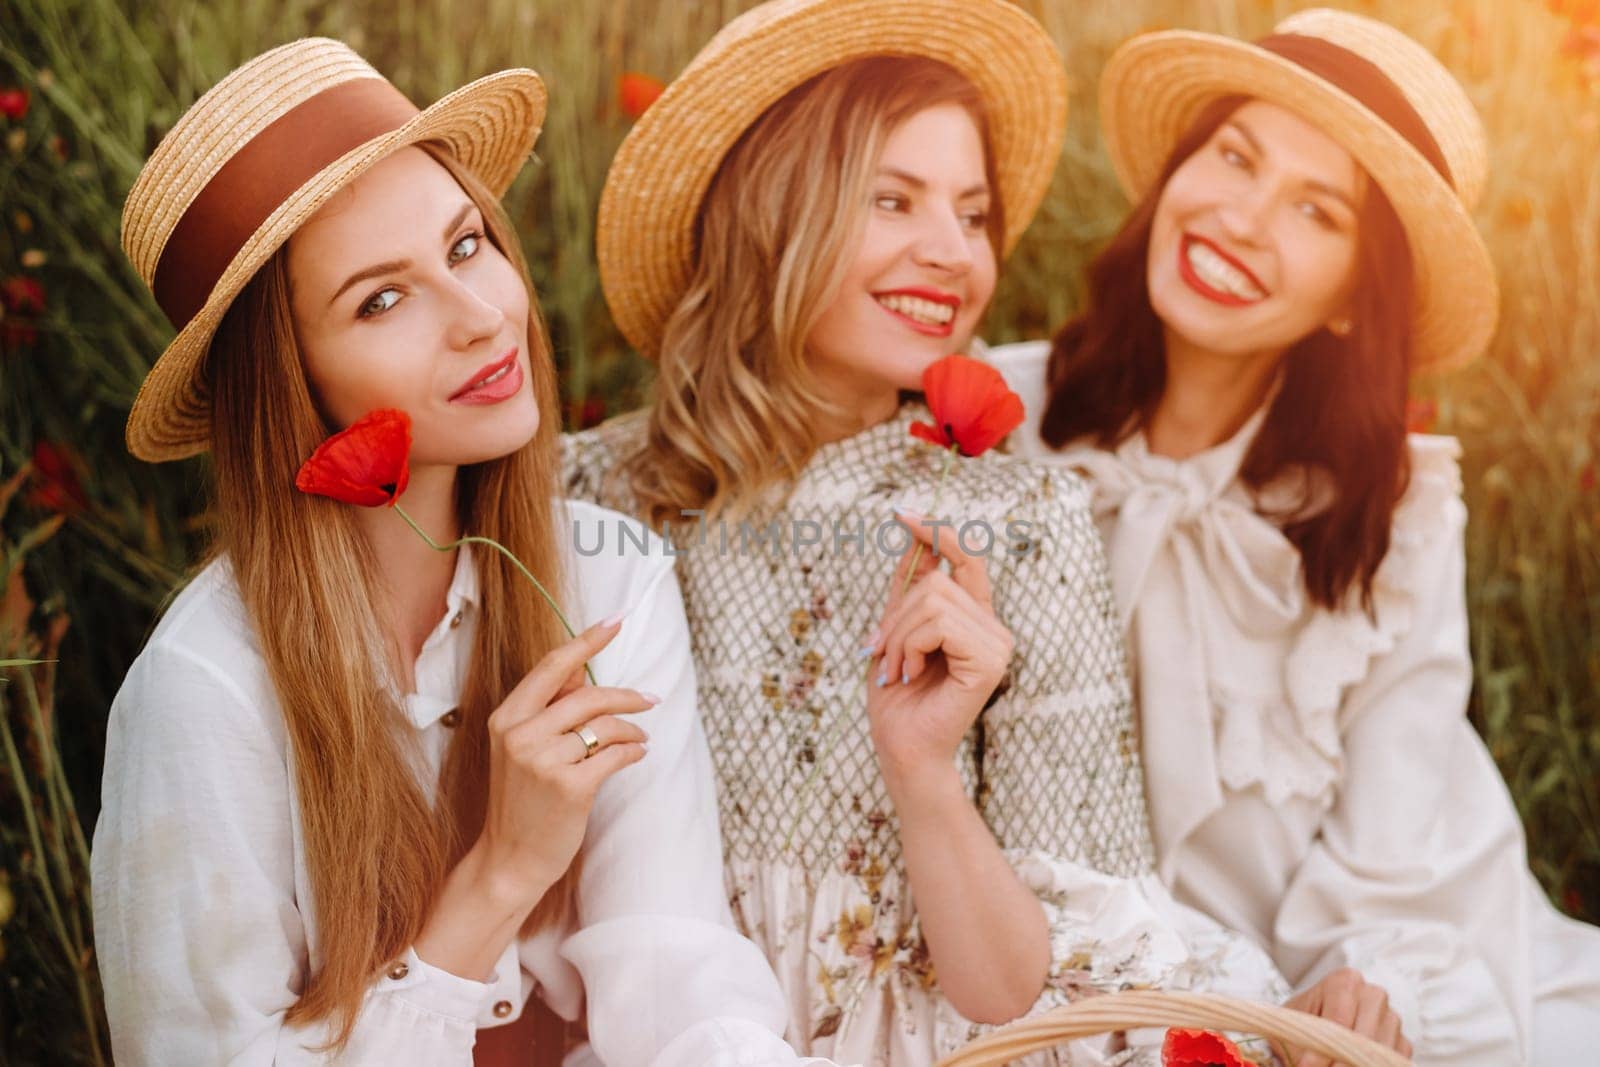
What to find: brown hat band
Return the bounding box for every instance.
[1255,33,1453,189]
[151,77,419,331]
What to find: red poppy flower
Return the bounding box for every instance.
[0,88,27,122]
[578,394,606,429]
[618,72,665,120]
[294,408,412,507]
[25,440,87,514]
[1162,1028,1248,1067]
[1,275,45,350]
[2,276,44,314]
[1404,396,1437,435]
[910,354,1025,457]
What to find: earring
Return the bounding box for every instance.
[1329,315,1355,338]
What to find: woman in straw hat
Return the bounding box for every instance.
[565,1,1299,1063]
[90,38,835,1066]
[988,8,1600,1065]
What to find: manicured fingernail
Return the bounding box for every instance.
[598,611,625,629]
[857,646,875,660]
[876,671,888,687]
[638,690,662,705]
[900,669,910,685]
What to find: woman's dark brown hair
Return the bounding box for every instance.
[1040,96,1414,614]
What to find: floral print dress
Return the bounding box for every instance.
[563,403,1288,1067]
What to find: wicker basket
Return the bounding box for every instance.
[938,990,1413,1066]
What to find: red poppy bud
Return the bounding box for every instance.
[618,72,665,121]
[1405,396,1437,435]
[1,276,45,314]
[295,409,412,507]
[25,441,87,514]
[909,353,1025,457]
[1162,1027,1249,1066]
[0,88,28,122]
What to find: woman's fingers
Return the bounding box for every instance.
[510,713,648,766]
[571,736,649,789]
[1351,983,1391,1042]
[893,508,995,610]
[528,685,659,739]
[492,617,623,733]
[877,575,1010,688]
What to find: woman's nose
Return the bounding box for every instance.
[443,276,506,350]
[1215,185,1275,248]
[910,207,975,275]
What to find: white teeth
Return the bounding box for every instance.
[474,364,510,388]
[1185,241,1266,301]
[876,293,956,326]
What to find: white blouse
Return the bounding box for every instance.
[989,340,1600,1066]
[91,498,831,1067]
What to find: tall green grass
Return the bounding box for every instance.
[0,0,1595,1060]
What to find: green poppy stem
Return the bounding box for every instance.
[895,442,959,601]
[392,505,597,685]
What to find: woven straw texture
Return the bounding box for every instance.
[940,990,1413,1067]
[122,37,546,461]
[596,0,1069,359]
[1098,8,1497,374]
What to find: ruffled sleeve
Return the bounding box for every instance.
[1272,436,1529,1065]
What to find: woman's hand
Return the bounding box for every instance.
[864,510,1013,792]
[1281,968,1412,1067]
[415,615,655,982]
[474,615,656,905]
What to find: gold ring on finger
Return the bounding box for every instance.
[571,724,601,760]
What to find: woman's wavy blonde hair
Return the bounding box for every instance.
[203,142,575,1049]
[627,56,1004,530]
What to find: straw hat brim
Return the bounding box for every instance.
[126,69,547,462]
[1099,31,1498,374]
[596,0,1069,360]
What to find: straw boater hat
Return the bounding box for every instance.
[121,38,546,462]
[596,0,1069,359]
[1098,7,1498,373]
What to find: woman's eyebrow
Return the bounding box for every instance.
[877,166,989,199]
[327,202,477,307]
[1227,119,1357,210]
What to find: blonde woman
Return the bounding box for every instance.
[565,1,1291,1063]
[989,9,1600,1065]
[90,40,829,1066]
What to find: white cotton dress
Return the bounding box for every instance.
[91,499,833,1067]
[989,339,1600,1067]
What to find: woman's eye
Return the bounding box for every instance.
[449,231,482,263]
[961,209,990,231]
[359,288,400,318]
[873,194,908,212]
[1221,146,1251,170]
[1297,201,1335,228]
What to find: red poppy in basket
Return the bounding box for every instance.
[910,353,1025,458]
[1162,1027,1249,1067]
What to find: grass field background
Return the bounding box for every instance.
[1,0,1597,1060]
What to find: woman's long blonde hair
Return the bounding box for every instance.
[627,56,1004,530]
[204,143,574,1047]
